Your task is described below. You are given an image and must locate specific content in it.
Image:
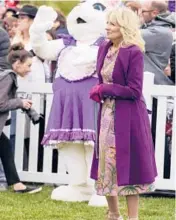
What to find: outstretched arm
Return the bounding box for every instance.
[29,6,65,61]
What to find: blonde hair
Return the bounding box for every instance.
[107,7,145,52]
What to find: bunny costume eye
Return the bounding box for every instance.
[93,3,106,11]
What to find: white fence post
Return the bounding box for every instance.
[28,94,41,172]
[14,109,26,171]
[143,72,154,111]
[170,97,175,190]
[3,112,11,138]
[143,72,154,125]
[155,97,167,183]
[43,93,53,174]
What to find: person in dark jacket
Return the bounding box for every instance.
[0,28,41,193]
[169,40,175,84]
[126,0,174,85]
[53,9,69,35]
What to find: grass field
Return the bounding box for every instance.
[0,186,175,220]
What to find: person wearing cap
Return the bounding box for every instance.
[16,4,37,18]
[3,7,18,19]
[13,4,52,82]
[12,5,38,50]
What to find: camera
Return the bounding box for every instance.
[20,93,43,125]
[23,108,43,125]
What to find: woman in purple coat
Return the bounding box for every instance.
[90,7,157,220]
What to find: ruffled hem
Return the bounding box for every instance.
[42,129,96,146]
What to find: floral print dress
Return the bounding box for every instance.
[95,47,155,196]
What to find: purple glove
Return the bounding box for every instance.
[98,84,107,98]
[89,85,101,103]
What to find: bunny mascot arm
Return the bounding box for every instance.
[29,6,65,60]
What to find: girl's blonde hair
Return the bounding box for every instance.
[107,7,145,52]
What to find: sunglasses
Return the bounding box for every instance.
[141,10,154,14]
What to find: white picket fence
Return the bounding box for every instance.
[3,73,176,191]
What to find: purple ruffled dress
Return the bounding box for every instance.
[42,36,105,147]
[42,76,98,146]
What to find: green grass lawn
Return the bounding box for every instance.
[0,187,175,220]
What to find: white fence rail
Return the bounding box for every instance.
[3,74,176,191]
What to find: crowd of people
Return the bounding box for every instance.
[0,0,175,219]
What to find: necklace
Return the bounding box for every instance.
[107,46,120,59]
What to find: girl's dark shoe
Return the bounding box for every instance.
[14,186,42,194]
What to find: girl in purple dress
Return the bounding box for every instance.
[90,7,157,220]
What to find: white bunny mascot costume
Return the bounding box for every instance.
[29,0,120,206]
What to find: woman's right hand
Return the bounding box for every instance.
[22,99,32,110]
[90,85,102,103]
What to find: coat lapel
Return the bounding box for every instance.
[111,46,132,85]
[97,41,112,83]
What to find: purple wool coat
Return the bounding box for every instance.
[91,41,157,186]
